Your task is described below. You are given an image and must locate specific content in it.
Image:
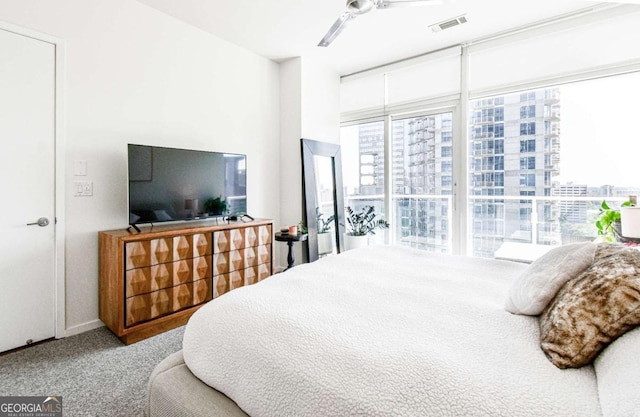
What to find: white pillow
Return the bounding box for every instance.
[504,242,596,315]
[594,326,640,417]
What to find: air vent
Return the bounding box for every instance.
[429,14,468,33]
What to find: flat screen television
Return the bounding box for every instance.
[128,144,247,225]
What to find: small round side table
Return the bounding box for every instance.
[274,232,308,270]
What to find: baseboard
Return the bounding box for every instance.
[64,319,105,338]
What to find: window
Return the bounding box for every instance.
[340,120,385,242]
[519,173,535,186]
[520,156,535,170]
[343,69,640,260]
[544,154,552,167]
[361,165,374,175]
[520,207,532,221]
[520,105,536,119]
[361,176,375,186]
[442,114,453,129]
[361,154,375,164]
[520,122,536,135]
[520,190,535,203]
[520,92,536,101]
[494,123,504,138]
[520,139,536,153]
[373,112,455,253]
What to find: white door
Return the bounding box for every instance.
[0,28,57,352]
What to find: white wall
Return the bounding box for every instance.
[278,56,340,270]
[0,0,281,334]
[301,57,341,146]
[278,57,302,270]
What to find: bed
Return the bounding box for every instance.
[147,244,640,417]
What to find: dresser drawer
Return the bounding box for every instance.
[243,263,271,286]
[213,271,244,297]
[214,244,271,275]
[126,277,212,327]
[193,278,212,305]
[126,287,173,327]
[125,234,211,270]
[125,263,173,298]
[213,263,271,298]
[125,238,173,270]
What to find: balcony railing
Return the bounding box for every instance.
[343,192,624,259]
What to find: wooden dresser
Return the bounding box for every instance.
[99,219,272,344]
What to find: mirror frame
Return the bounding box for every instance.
[301,138,345,262]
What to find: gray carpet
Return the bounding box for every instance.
[0,326,184,417]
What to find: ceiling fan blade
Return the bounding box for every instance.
[318,12,355,47]
[376,0,444,9]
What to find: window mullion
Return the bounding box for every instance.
[384,114,392,244]
[453,45,470,256]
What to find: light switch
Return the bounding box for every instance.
[74,160,87,176]
[74,181,93,197]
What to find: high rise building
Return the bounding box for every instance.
[351,88,561,256]
[469,89,561,257]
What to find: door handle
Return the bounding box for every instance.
[27,217,50,227]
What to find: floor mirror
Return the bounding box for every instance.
[301,138,345,262]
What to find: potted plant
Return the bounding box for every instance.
[344,205,389,250]
[316,208,336,255]
[595,200,633,242]
[204,195,228,216]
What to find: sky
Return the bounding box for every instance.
[557,71,640,187]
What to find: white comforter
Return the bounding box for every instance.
[183,245,602,417]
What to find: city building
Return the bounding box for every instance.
[554,184,588,224]
[351,88,562,256]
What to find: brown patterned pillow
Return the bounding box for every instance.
[539,244,640,368]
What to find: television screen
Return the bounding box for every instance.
[128,144,247,225]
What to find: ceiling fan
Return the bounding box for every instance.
[318,0,445,47]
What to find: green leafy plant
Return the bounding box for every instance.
[204,195,228,215]
[345,205,389,236]
[297,220,308,235]
[316,208,335,234]
[595,200,633,242]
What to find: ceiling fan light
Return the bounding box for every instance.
[347,0,375,14]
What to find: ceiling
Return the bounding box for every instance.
[136,0,609,76]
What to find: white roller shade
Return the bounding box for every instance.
[468,6,640,97]
[340,73,385,114]
[340,46,461,115]
[387,49,461,106]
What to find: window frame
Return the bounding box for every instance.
[340,44,640,256]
